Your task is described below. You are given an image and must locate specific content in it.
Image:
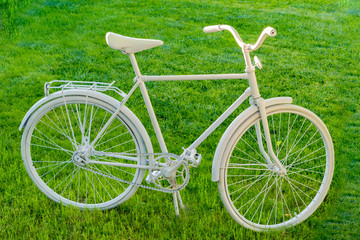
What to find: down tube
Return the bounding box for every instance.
[188,87,252,150]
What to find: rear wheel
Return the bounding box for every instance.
[218,104,334,231]
[22,94,149,209]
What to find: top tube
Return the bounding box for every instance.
[141,73,248,82]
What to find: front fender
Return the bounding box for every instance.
[211,96,293,182]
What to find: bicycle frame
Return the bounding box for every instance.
[87,45,287,174]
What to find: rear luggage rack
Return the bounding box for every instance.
[44,80,127,97]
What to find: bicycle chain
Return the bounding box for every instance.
[77,152,190,194]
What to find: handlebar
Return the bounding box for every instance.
[203,25,276,52]
[203,25,222,33]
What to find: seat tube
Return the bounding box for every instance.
[129,53,169,154]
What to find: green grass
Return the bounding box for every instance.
[1,0,360,239]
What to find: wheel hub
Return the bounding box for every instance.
[269,164,286,176]
[72,144,93,166]
[72,152,88,166]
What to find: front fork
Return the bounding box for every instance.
[253,97,287,175]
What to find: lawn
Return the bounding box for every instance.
[1,0,359,239]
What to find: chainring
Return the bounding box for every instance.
[147,154,190,191]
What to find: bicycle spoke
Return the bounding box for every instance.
[58,167,79,194]
[265,176,279,225]
[284,129,320,160]
[62,97,79,146]
[277,113,281,156]
[230,172,271,203]
[86,105,99,140]
[282,136,322,164]
[286,176,319,193]
[291,154,327,168]
[230,155,264,164]
[32,129,73,154]
[52,108,72,141]
[290,171,322,184]
[278,113,298,158]
[287,117,307,154]
[96,131,130,147]
[240,173,275,215]
[101,139,134,152]
[31,143,73,156]
[35,161,69,170]
[93,156,136,176]
[289,164,326,175]
[285,176,302,214]
[287,145,325,169]
[285,176,313,200]
[238,137,267,164]
[87,165,114,200]
[223,163,268,171]
[44,112,75,146]
[234,144,265,165]
[41,160,71,179]
[228,174,265,186]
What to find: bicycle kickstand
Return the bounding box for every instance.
[171,179,185,216]
[172,191,185,216]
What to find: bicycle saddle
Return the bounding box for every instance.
[106,32,163,54]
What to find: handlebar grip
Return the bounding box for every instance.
[263,27,277,37]
[203,25,222,33]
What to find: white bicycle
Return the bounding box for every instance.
[19,25,334,231]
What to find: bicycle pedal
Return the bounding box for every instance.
[145,170,161,184]
[193,153,202,166]
[183,148,202,167]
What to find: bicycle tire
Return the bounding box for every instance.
[217,104,334,231]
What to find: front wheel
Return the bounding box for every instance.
[218,104,334,231]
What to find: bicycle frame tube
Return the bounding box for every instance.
[188,88,251,149]
[128,53,252,154]
[142,73,248,81]
[88,51,286,173]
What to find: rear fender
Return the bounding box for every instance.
[19,89,153,155]
[20,90,119,130]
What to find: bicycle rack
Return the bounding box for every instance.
[44,80,127,98]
